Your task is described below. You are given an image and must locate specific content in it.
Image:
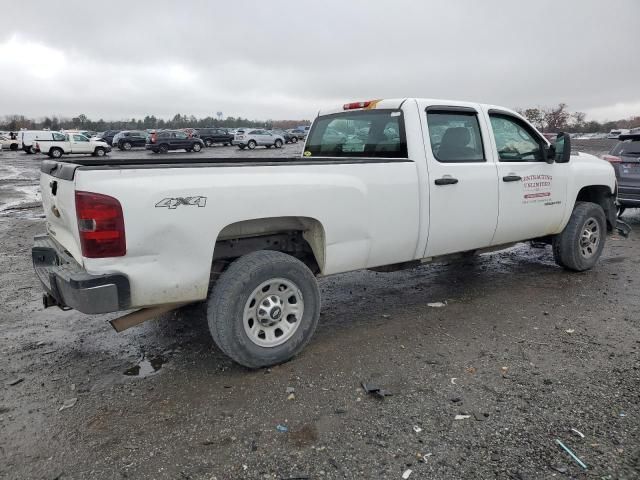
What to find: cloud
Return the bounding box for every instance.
[1,0,638,121]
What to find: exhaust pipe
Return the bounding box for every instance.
[109,302,189,333]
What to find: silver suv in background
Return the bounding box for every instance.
[604,133,640,216]
[233,129,284,150]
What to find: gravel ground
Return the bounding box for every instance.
[1,140,639,480]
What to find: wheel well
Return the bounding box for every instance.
[575,185,616,231]
[210,217,326,279]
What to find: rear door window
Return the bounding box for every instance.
[305,110,407,158]
[426,110,485,163]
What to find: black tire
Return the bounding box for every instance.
[94,147,106,157]
[265,145,272,149]
[238,145,246,150]
[158,144,169,154]
[10,143,18,151]
[247,140,257,150]
[204,139,213,147]
[224,142,230,146]
[50,148,63,159]
[291,136,298,144]
[552,201,606,271]
[617,205,626,217]
[274,139,283,148]
[207,251,321,368]
[122,141,132,151]
[29,146,37,154]
[192,143,202,152]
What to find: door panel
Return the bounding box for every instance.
[487,112,568,244]
[71,134,92,153]
[420,104,500,257]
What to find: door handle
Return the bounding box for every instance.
[502,175,522,182]
[434,177,459,186]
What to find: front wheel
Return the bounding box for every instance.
[207,251,320,368]
[247,140,257,150]
[553,201,606,271]
[50,148,63,159]
[94,147,106,157]
[192,143,202,152]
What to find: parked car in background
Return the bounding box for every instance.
[35,132,111,158]
[603,133,640,216]
[181,128,200,138]
[271,129,298,144]
[146,130,205,153]
[113,130,148,150]
[608,129,630,139]
[0,134,20,151]
[96,130,121,146]
[233,129,284,149]
[195,128,234,147]
[288,128,307,140]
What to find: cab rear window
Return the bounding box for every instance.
[305,110,407,158]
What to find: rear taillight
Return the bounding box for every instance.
[150,133,157,143]
[603,154,622,163]
[75,191,126,258]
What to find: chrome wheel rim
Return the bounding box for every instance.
[579,217,600,259]
[243,278,304,348]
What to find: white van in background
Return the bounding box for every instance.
[20,130,53,153]
[608,128,630,139]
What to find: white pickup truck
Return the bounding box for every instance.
[35,132,111,158]
[32,98,627,368]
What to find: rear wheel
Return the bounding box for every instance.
[193,143,202,152]
[158,144,169,154]
[291,136,298,144]
[553,201,606,271]
[274,139,283,148]
[207,251,320,368]
[29,146,37,154]
[247,140,257,150]
[50,148,63,159]
[122,142,132,151]
[10,143,18,151]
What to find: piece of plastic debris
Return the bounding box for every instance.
[565,329,575,334]
[427,302,446,308]
[286,386,295,394]
[555,439,587,470]
[619,412,626,417]
[402,469,412,479]
[413,426,422,433]
[242,465,248,471]
[36,341,46,346]
[454,414,471,420]
[361,382,392,399]
[571,428,585,438]
[287,393,296,401]
[6,378,24,386]
[276,424,288,433]
[59,398,78,412]
[450,378,457,385]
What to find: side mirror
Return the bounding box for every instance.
[554,132,571,163]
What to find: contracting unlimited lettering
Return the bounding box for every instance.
[523,174,552,189]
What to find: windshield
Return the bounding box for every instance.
[305,110,407,158]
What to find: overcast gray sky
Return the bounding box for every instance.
[1,0,638,122]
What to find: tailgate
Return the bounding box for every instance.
[40,161,83,263]
[618,155,640,186]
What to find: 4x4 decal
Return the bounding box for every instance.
[155,196,207,209]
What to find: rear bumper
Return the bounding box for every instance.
[618,185,640,207]
[32,234,130,314]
